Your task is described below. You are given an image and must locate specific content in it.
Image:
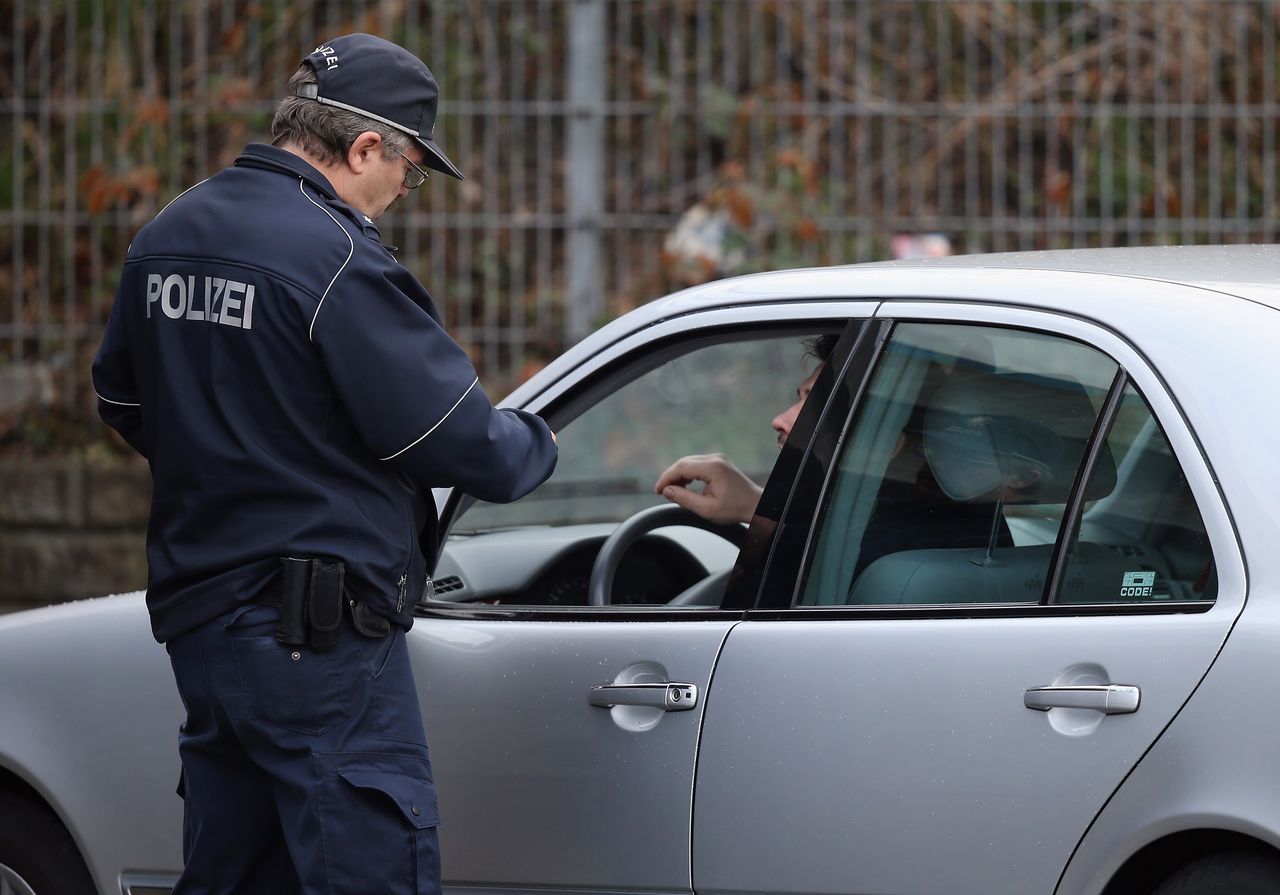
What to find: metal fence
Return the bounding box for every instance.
[4,0,1279,446]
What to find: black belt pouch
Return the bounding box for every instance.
[307,558,344,652]
[276,557,309,646]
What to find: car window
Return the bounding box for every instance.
[799,322,1119,606]
[437,328,843,609]
[1055,382,1217,603]
[796,321,1218,609]
[456,335,819,532]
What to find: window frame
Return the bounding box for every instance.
[418,303,874,622]
[751,302,1243,620]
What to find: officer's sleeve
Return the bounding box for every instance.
[91,280,148,458]
[310,261,557,503]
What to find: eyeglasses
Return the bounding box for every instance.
[395,150,429,190]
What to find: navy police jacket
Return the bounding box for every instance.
[92,143,558,642]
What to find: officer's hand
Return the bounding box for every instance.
[654,453,762,525]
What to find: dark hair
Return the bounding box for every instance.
[803,333,839,364]
[270,66,411,165]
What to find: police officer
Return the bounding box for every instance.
[91,33,557,895]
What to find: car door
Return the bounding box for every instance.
[407,306,872,894]
[693,305,1245,895]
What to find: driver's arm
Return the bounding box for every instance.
[654,453,763,525]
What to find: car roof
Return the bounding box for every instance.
[864,244,1280,300]
[507,244,1280,407]
[657,244,1280,313]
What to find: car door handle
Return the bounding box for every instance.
[588,683,699,711]
[1024,684,1140,714]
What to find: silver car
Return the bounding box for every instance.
[2,245,1278,895]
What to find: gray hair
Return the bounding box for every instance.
[270,66,412,165]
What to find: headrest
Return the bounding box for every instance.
[922,372,1116,504]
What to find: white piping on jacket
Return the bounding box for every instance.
[298,179,355,342]
[93,388,141,407]
[156,178,210,219]
[380,378,480,461]
[125,178,210,253]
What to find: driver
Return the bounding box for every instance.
[654,334,835,524]
[652,338,1019,591]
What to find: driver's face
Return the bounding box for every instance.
[771,364,823,447]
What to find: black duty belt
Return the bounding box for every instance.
[261,557,390,650]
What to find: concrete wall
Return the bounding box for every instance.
[0,458,150,615]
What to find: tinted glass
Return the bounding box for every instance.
[800,323,1117,606]
[1055,383,1216,603]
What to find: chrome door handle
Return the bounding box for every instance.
[588,683,698,711]
[1024,685,1140,714]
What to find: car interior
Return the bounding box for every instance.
[424,320,1216,612]
[428,328,832,608]
[806,325,1217,608]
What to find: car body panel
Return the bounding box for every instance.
[690,298,1248,895]
[409,618,737,892]
[694,611,1234,895]
[1056,612,1280,894]
[0,593,184,894]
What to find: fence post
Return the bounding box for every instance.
[567,0,606,344]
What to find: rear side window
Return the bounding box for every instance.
[799,322,1216,608]
[1056,383,1216,603]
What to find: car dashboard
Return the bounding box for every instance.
[427,524,739,607]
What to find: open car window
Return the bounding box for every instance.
[797,321,1217,609]
[434,327,844,609]
[454,336,811,532]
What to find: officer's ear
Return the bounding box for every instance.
[346,131,384,174]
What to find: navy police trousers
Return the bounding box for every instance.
[165,603,442,895]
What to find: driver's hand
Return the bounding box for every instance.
[654,453,763,525]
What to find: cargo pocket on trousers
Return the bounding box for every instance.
[316,753,442,895]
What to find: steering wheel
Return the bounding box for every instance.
[587,504,747,607]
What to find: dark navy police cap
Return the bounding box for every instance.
[297,33,463,180]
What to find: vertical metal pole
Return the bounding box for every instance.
[1154,0,1170,244]
[567,0,604,344]
[63,0,77,412]
[457,2,476,365]
[1179,0,1195,243]
[855,0,871,259]
[510,0,529,384]
[37,0,51,375]
[11,0,24,364]
[1234,1,1249,239]
[535,0,553,345]
[1125,0,1140,246]
[1264,0,1276,242]
[614,0,633,309]
[89,0,104,400]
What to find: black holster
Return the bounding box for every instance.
[277,557,344,652]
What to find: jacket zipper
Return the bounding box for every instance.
[396,472,415,615]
